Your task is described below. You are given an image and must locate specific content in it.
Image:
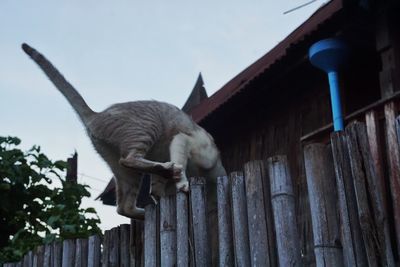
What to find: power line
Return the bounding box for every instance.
[283,0,318,14]
[79,173,109,183]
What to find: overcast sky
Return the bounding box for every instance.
[1,0,328,230]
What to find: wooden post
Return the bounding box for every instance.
[217,176,234,267]
[43,244,52,267]
[267,155,301,266]
[62,239,76,267]
[88,235,101,267]
[230,171,251,267]
[189,177,211,266]
[330,132,367,267]
[120,224,131,267]
[365,111,387,210]
[346,122,395,266]
[33,246,44,267]
[159,195,177,266]
[130,220,144,267]
[109,227,120,267]
[144,204,157,267]
[244,160,274,267]
[303,143,343,266]
[176,192,189,267]
[52,242,62,267]
[102,230,111,267]
[66,152,78,183]
[74,239,88,267]
[385,103,400,254]
[23,250,33,267]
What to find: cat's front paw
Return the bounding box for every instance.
[176,179,189,192]
[161,162,183,180]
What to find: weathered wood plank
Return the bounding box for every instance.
[217,175,234,267]
[304,143,343,267]
[346,122,395,266]
[385,103,400,255]
[244,161,272,267]
[102,230,111,267]
[330,131,367,267]
[144,204,157,267]
[22,250,33,267]
[230,171,251,267]
[62,239,75,267]
[52,242,62,267]
[109,227,120,267]
[268,155,301,267]
[43,244,52,267]
[32,246,44,267]
[365,111,387,210]
[88,235,101,267]
[176,192,189,267]
[159,195,177,266]
[74,239,88,267]
[120,224,131,267]
[189,177,211,266]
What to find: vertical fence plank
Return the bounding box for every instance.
[23,250,33,267]
[189,177,211,266]
[52,242,62,267]
[385,103,400,256]
[43,244,52,267]
[109,227,120,267]
[102,230,110,267]
[159,195,177,266]
[144,204,157,267]
[365,111,387,209]
[217,176,234,267]
[268,155,302,266]
[244,161,273,267]
[88,235,101,267]
[176,192,189,267]
[346,122,395,266]
[62,239,76,267]
[304,143,344,267]
[74,239,88,267]
[120,224,131,267]
[33,246,44,267]
[331,132,367,267]
[230,171,251,267]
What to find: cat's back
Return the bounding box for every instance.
[87,100,196,139]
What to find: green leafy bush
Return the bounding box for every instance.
[0,136,101,263]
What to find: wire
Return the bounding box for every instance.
[79,173,109,183]
[283,0,318,14]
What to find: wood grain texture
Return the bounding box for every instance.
[268,155,301,267]
[159,195,177,267]
[189,177,211,267]
[217,176,234,267]
[230,171,251,267]
[304,143,343,267]
[330,132,367,267]
[176,192,189,267]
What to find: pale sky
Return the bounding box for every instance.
[1,0,328,230]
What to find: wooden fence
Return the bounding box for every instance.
[5,115,400,266]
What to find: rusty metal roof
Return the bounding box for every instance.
[190,0,343,123]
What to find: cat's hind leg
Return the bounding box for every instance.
[119,149,182,179]
[115,175,144,219]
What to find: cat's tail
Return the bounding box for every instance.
[22,43,96,124]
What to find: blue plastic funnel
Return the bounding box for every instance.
[309,38,348,131]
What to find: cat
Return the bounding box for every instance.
[22,43,226,220]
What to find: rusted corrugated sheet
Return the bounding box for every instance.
[190,0,343,123]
